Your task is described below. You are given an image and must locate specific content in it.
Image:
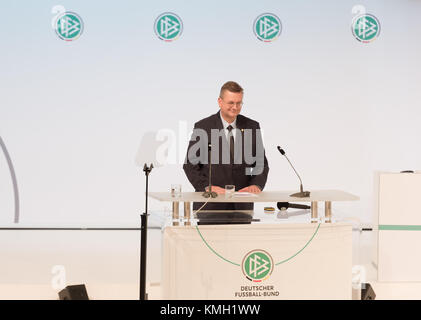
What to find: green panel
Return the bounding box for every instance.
[379,225,421,231]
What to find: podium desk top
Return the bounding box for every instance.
[148,190,359,203]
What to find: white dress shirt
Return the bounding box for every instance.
[219,113,237,142]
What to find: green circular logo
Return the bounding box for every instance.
[351,14,380,43]
[242,249,274,282]
[253,13,282,42]
[154,12,183,41]
[54,11,84,41]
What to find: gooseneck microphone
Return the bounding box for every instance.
[277,146,310,198]
[202,143,218,198]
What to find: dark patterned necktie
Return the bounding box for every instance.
[227,125,234,164]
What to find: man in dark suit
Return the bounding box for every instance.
[183,81,269,210]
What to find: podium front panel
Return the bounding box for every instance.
[162,223,352,299]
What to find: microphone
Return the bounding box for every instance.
[277,146,310,198]
[277,202,310,210]
[202,143,218,198]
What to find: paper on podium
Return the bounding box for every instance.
[233,192,257,197]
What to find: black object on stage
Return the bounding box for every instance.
[361,283,376,300]
[58,284,89,300]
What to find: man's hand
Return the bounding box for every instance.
[205,186,225,194]
[238,185,262,194]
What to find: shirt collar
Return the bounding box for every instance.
[219,113,237,130]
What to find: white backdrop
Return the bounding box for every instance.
[1,0,421,226]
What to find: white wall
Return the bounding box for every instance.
[1,0,421,227]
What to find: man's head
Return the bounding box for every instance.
[218,81,243,123]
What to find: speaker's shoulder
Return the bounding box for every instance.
[194,112,219,129]
[237,114,260,128]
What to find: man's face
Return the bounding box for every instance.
[218,90,243,122]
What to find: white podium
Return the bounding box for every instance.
[149,190,358,224]
[376,172,421,281]
[149,190,359,299]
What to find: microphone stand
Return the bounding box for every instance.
[291,183,310,198]
[140,163,153,300]
[277,146,310,198]
[202,144,217,198]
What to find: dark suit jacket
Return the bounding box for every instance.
[183,111,269,210]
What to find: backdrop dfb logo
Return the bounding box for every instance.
[54,11,84,41]
[253,13,282,42]
[154,13,183,41]
[351,13,381,43]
